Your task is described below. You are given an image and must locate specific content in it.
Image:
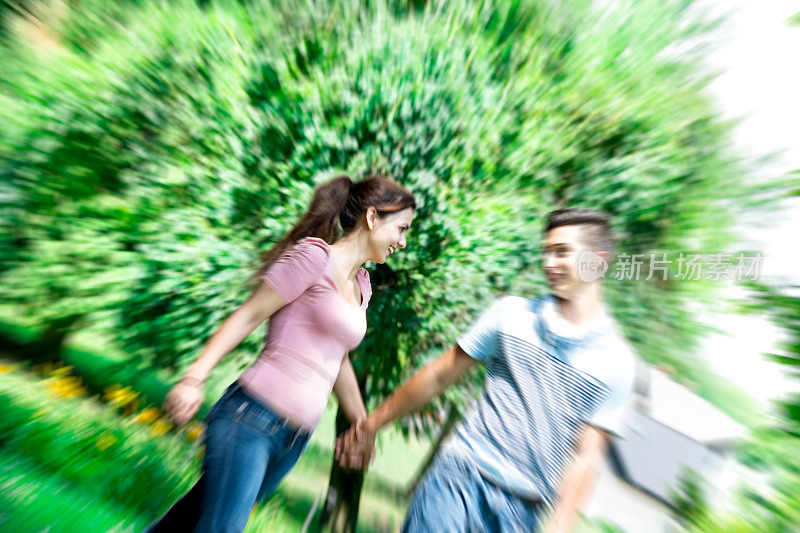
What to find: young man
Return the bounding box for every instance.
[337,208,636,532]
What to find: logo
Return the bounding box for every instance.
[577,250,608,282]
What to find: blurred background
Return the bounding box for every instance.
[0,0,798,531]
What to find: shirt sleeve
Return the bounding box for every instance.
[456,297,509,363]
[586,344,636,438]
[261,237,329,304]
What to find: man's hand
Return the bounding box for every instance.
[540,515,568,533]
[334,344,477,470]
[542,426,609,533]
[335,417,376,470]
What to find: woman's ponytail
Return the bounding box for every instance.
[254,174,415,281]
[254,175,351,280]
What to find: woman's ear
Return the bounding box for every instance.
[365,206,378,230]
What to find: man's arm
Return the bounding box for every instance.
[369,343,477,431]
[337,343,478,469]
[543,425,609,533]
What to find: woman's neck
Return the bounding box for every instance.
[328,231,369,280]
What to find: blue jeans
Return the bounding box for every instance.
[145,381,311,533]
[403,452,545,532]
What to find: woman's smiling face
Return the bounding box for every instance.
[366,207,414,264]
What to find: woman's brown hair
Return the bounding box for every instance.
[254,174,416,280]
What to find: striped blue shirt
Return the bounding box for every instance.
[441,295,635,505]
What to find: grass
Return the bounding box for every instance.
[0,365,201,515]
[0,340,433,532]
[0,313,626,533]
[0,310,625,532]
[0,449,143,532]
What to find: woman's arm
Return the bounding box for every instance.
[182,282,287,382]
[332,354,368,423]
[164,282,287,425]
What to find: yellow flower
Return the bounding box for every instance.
[134,408,161,425]
[103,385,117,403]
[103,384,139,411]
[150,417,174,438]
[185,422,205,443]
[49,364,73,376]
[0,363,15,374]
[32,362,52,375]
[95,432,117,451]
[47,376,86,399]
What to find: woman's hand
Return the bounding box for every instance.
[335,417,377,470]
[163,378,205,426]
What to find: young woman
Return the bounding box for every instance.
[145,175,416,533]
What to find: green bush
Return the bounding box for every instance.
[3,0,796,528]
[0,0,786,432]
[0,368,199,516]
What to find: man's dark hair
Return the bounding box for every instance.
[544,208,614,253]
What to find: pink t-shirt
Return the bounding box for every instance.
[237,237,372,430]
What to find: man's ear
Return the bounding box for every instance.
[365,206,378,230]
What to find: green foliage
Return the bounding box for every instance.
[734,284,800,531]
[0,363,324,531]
[672,469,710,527]
[0,195,143,340]
[580,517,627,533]
[0,449,147,532]
[677,282,800,532]
[0,0,786,437]
[0,368,198,516]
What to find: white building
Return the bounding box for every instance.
[585,367,747,533]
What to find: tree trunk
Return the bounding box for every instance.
[318,405,366,532]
